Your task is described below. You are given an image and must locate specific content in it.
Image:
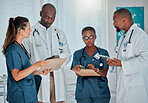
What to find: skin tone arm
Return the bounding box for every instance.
[11,60,50,81]
[33,68,51,75]
[87,64,108,77]
[106,58,122,67]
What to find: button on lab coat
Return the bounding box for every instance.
[116,24,148,103]
[23,22,71,102]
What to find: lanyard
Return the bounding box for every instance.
[14,41,31,59]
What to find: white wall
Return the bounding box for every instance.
[107,0,148,102]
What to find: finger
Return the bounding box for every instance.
[87,66,91,69]
[72,68,76,71]
[77,68,81,71]
[49,68,52,71]
[113,58,118,61]
[45,60,50,64]
[107,61,113,66]
[106,58,110,62]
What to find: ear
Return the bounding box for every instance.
[18,29,24,35]
[40,11,42,17]
[95,35,97,39]
[122,17,126,23]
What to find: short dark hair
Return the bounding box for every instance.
[114,8,133,21]
[41,3,56,12]
[82,26,96,35]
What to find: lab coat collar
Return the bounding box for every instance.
[36,21,53,31]
[34,21,53,43]
[124,23,136,39]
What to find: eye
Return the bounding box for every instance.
[83,36,88,40]
[45,16,50,19]
[51,17,55,20]
[89,35,95,39]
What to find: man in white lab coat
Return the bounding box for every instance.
[106,8,148,103]
[23,3,71,103]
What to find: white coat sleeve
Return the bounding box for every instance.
[58,30,71,68]
[122,31,148,75]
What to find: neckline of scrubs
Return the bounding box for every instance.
[84,48,98,58]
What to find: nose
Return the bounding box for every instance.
[87,38,91,41]
[113,22,115,26]
[47,18,52,23]
[47,17,54,23]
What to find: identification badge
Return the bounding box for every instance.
[94,53,100,60]
[59,42,63,46]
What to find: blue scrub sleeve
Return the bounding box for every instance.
[70,51,79,70]
[6,50,22,72]
[102,50,109,69]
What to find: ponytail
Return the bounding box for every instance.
[2,16,29,54]
[2,18,16,54]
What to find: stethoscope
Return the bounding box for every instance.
[79,46,104,69]
[15,41,31,59]
[32,28,63,47]
[111,29,134,73]
[114,29,134,53]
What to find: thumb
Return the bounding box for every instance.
[45,60,50,63]
[113,58,118,61]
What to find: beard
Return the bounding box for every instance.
[114,26,121,32]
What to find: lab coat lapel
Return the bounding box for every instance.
[36,22,47,43]
[117,24,135,59]
[51,26,59,55]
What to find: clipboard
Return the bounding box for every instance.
[39,58,67,72]
[75,69,100,76]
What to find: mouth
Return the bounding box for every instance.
[46,23,52,27]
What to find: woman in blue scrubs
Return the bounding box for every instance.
[2,17,51,103]
[71,26,110,103]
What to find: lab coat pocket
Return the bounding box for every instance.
[122,43,134,59]
[35,38,44,47]
[124,72,143,86]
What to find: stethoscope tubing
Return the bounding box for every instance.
[114,29,134,53]
[79,46,103,69]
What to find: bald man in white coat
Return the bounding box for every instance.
[106,8,148,103]
[23,3,71,103]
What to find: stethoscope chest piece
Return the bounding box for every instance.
[79,47,104,69]
[100,62,103,67]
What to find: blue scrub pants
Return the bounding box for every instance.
[76,97,110,103]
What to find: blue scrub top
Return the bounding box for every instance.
[5,43,37,103]
[71,47,110,100]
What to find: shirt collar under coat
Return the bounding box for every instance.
[124,23,136,40]
[35,21,52,43]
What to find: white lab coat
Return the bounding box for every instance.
[116,24,148,103]
[23,22,71,102]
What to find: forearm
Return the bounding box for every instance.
[33,70,40,75]
[12,64,39,81]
